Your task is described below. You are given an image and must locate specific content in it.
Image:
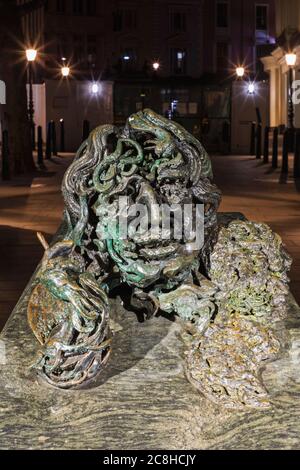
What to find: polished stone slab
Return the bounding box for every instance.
[0,216,300,450]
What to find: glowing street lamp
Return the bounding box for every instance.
[25,48,37,149]
[248,82,255,95]
[152,62,160,71]
[236,66,245,78]
[26,48,37,62]
[285,53,297,67]
[91,82,99,94]
[61,66,70,77]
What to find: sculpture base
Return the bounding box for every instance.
[1,216,300,450]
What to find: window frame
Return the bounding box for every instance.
[87,34,97,65]
[86,0,97,16]
[113,8,137,32]
[255,3,269,32]
[170,9,187,33]
[73,0,84,16]
[216,1,229,29]
[56,0,66,14]
[72,33,85,63]
[215,41,230,73]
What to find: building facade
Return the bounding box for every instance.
[18,0,276,79]
[261,0,300,128]
[17,0,275,152]
[19,0,204,79]
[203,0,276,77]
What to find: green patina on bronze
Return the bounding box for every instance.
[27,109,292,409]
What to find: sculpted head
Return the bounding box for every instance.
[62,109,221,289]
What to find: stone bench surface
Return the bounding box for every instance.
[0,215,300,450]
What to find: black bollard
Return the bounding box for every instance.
[221,120,230,155]
[60,119,65,153]
[294,129,300,178]
[82,120,90,142]
[272,127,278,168]
[256,123,262,159]
[46,121,52,160]
[263,126,269,163]
[250,121,256,155]
[37,126,44,166]
[281,129,289,174]
[51,120,58,156]
[1,130,10,180]
[288,127,295,153]
[31,123,36,151]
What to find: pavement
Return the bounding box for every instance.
[0,153,75,330]
[0,151,300,331]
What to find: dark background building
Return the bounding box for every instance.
[19,0,276,78]
[17,0,276,151]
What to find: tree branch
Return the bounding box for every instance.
[18,0,47,17]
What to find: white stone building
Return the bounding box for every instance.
[261,0,300,128]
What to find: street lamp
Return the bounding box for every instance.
[152,62,160,71]
[26,49,37,62]
[91,82,100,94]
[61,65,70,77]
[236,66,245,78]
[285,53,297,67]
[247,82,255,95]
[285,52,297,150]
[26,48,37,149]
[61,57,70,77]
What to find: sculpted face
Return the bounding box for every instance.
[63,109,221,289]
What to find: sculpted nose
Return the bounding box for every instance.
[129,182,161,243]
[136,182,160,226]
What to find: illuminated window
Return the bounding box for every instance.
[121,48,137,70]
[171,48,187,75]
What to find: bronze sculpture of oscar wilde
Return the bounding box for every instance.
[27,109,292,410]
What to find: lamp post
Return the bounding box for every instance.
[285,52,297,151]
[26,48,37,149]
[152,62,160,81]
